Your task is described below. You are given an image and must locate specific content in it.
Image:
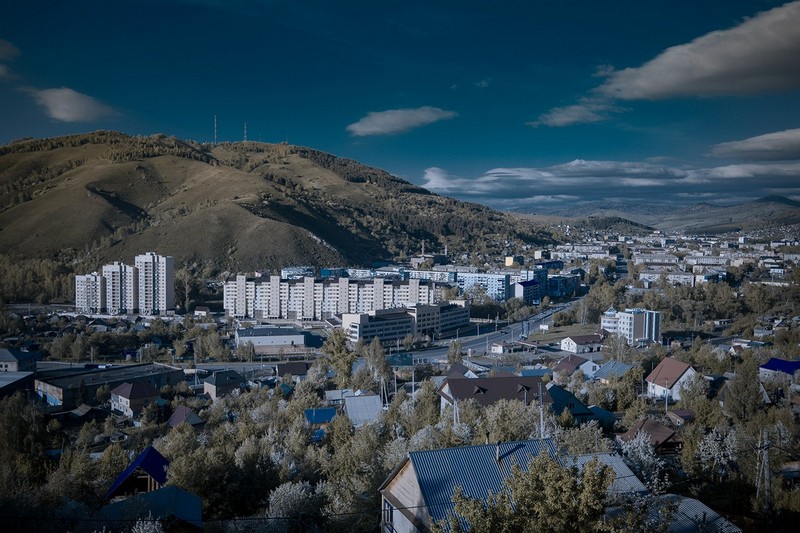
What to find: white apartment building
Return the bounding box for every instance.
[102,261,138,314]
[601,307,661,346]
[75,273,106,314]
[224,275,445,320]
[456,272,510,301]
[135,252,175,314]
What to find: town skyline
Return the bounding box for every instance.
[2,1,799,210]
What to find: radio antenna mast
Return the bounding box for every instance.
[213,114,217,145]
[243,122,247,143]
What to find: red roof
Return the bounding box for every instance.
[645,357,693,389]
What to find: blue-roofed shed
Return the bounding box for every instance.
[760,357,800,379]
[106,446,169,500]
[304,407,337,425]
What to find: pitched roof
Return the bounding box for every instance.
[167,405,204,428]
[401,439,558,526]
[593,360,634,381]
[645,357,693,389]
[607,494,741,533]
[110,381,160,400]
[106,446,169,499]
[343,394,383,427]
[760,357,800,376]
[546,383,594,419]
[553,354,589,374]
[564,334,604,345]
[203,369,244,387]
[0,348,35,364]
[619,418,676,448]
[304,407,337,425]
[100,485,202,529]
[275,361,312,376]
[441,375,552,407]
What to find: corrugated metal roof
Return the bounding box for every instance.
[567,453,648,495]
[304,407,337,425]
[594,360,634,381]
[409,439,558,525]
[343,394,383,427]
[106,446,169,499]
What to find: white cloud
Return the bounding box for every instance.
[529,97,622,128]
[598,1,800,99]
[26,87,116,122]
[710,128,800,160]
[346,106,457,136]
[474,79,491,89]
[420,159,800,210]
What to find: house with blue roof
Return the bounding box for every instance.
[759,357,800,381]
[593,360,634,384]
[378,439,647,533]
[106,446,169,500]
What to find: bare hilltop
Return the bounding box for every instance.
[0,131,553,274]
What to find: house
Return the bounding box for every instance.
[273,361,313,382]
[305,407,337,442]
[606,494,741,532]
[618,418,682,455]
[593,360,634,385]
[645,357,697,402]
[203,369,245,401]
[343,394,383,427]
[106,446,169,500]
[553,354,600,380]
[560,334,604,355]
[100,485,202,530]
[379,439,558,533]
[110,382,161,418]
[379,439,646,533]
[0,348,36,372]
[167,405,205,430]
[759,357,800,382]
[546,383,595,424]
[437,375,552,412]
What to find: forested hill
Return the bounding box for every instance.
[0,131,554,274]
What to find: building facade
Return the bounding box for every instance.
[601,307,661,346]
[75,272,106,314]
[223,276,445,320]
[103,261,138,314]
[135,252,175,314]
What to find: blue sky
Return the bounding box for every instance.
[2,1,800,211]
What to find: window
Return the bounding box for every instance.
[382,499,394,532]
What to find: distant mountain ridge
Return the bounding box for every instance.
[0,131,553,274]
[518,196,800,233]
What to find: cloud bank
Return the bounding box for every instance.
[598,1,800,99]
[711,129,800,161]
[27,87,117,122]
[420,157,800,209]
[534,1,800,126]
[0,39,20,79]
[346,106,457,136]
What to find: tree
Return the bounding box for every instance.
[321,329,357,389]
[438,452,614,533]
[620,430,664,493]
[447,340,463,365]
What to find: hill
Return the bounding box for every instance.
[0,132,553,275]
[521,196,800,233]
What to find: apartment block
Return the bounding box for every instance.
[135,252,175,314]
[601,307,661,346]
[75,273,106,314]
[102,261,138,314]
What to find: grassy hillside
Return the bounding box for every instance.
[0,131,554,276]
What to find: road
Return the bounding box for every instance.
[409,300,577,364]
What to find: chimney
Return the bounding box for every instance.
[485,431,490,445]
[495,441,501,463]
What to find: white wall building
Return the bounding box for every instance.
[102,261,138,314]
[456,272,510,301]
[75,273,106,314]
[135,252,174,314]
[601,307,661,346]
[224,276,445,320]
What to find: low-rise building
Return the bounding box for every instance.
[110,381,161,417]
[203,369,245,401]
[645,357,696,402]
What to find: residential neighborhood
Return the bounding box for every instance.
[0,228,799,532]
